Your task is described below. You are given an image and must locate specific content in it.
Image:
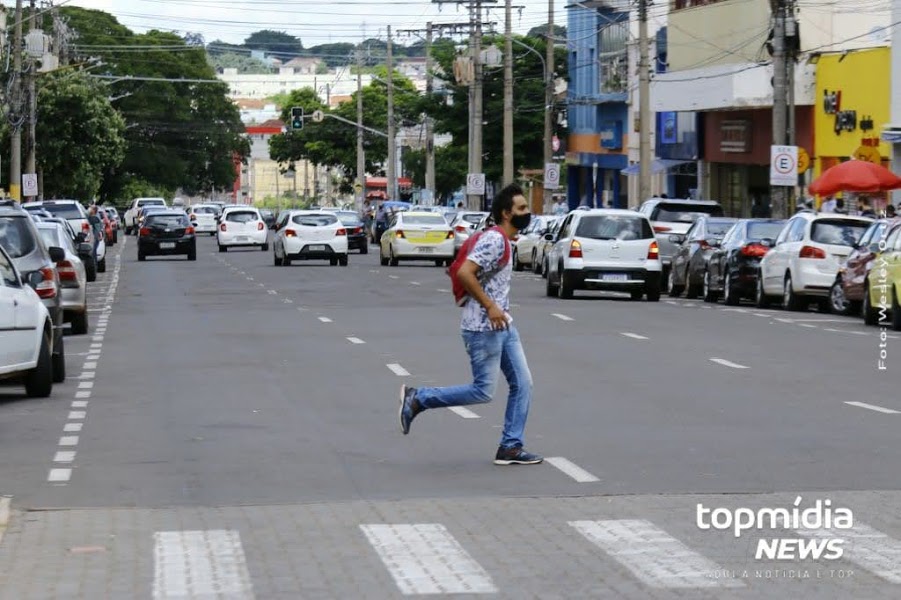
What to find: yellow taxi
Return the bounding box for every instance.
[863,221,901,330]
[379,211,454,267]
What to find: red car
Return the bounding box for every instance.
[830,217,901,314]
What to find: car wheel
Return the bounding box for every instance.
[137,251,146,262]
[187,247,197,261]
[557,266,573,299]
[283,254,292,266]
[434,259,445,267]
[829,278,851,315]
[85,257,97,282]
[542,258,549,279]
[125,226,133,236]
[703,270,719,303]
[863,281,878,325]
[51,334,66,383]
[645,278,661,302]
[630,290,644,300]
[24,332,53,398]
[210,232,216,237]
[360,244,368,255]
[532,251,541,274]
[512,249,523,271]
[545,267,559,297]
[112,232,118,245]
[274,252,282,266]
[685,268,701,299]
[755,273,771,308]
[380,251,389,266]
[667,268,684,297]
[261,243,269,252]
[218,245,227,253]
[723,271,739,306]
[71,311,89,335]
[389,247,399,267]
[782,273,804,311]
[339,254,348,266]
[97,258,106,273]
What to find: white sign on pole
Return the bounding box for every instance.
[22,173,38,197]
[770,145,798,187]
[466,173,486,195]
[544,163,560,190]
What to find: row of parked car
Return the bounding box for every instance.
[1,199,123,397]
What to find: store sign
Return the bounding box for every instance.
[600,121,623,150]
[660,112,678,144]
[720,120,750,153]
[823,89,861,134]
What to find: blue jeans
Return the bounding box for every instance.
[416,325,533,449]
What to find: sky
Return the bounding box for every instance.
[65,0,573,47]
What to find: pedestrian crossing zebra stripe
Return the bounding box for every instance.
[797,522,901,583]
[153,530,254,599]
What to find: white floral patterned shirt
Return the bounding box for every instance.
[460,229,512,332]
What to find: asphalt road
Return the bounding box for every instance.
[0,233,898,599]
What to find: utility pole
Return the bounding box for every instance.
[770,0,788,218]
[9,0,24,200]
[502,0,513,186]
[386,25,397,201]
[25,0,37,188]
[638,0,651,207]
[356,47,366,212]
[425,22,436,203]
[471,3,484,210]
[543,0,554,213]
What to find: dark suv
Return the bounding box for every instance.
[0,201,67,382]
[137,211,197,261]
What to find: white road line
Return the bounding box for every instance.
[799,324,817,328]
[797,522,901,583]
[246,277,254,281]
[437,288,450,293]
[448,406,480,419]
[620,332,649,340]
[48,469,71,483]
[845,401,900,415]
[347,337,366,344]
[78,382,94,389]
[59,436,78,446]
[83,362,97,369]
[68,411,86,420]
[709,357,750,370]
[53,451,75,463]
[64,423,83,433]
[665,301,679,306]
[360,524,497,595]
[153,530,255,600]
[318,316,333,323]
[75,391,91,399]
[388,275,399,279]
[775,317,794,323]
[86,355,100,361]
[71,401,88,408]
[92,336,103,342]
[267,289,278,295]
[80,372,95,379]
[386,363,411,376]
[410,281,421,286]
[552,313,574,321]
[824,328,867,335]
[546,457,600,483]
[722,308,749,313]
[90,343,102,349]
[570,520,742,589]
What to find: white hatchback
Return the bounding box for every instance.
[272,210,349,266]
[188,205,220,235]
[545,209,662,301]
[217,207,268,252]
[380,211,454,266]
[757,212,872,311]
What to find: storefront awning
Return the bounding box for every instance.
[621,159,692,176]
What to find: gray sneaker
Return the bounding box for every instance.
[494,446,543,465]
[399,385,422,435]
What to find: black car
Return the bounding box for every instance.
[335,210,368,254]
[137,211,197,261]
[260,209,276,229]
[668,216,738,298]
[0,201,67,382]
[704,219,787,305]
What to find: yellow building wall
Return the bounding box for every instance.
[814,47,891,178]
[668,0,770,71]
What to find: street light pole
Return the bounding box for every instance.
[502,0,514,186]
[425,23,436,204]
[356,48,366,212]
[387,25,397,201]
[543,0,554,214]
[638,0,652,207]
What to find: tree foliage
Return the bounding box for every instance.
[208,52,273,74]
[37,72,126,199]
[244,30,303,55]
[526,24,567,39]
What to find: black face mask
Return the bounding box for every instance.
[510,213,532,231]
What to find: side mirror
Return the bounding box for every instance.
[78,243,93,256]
[191,221,198,227]
[758,238,774,248]
[75,232,86,243]
[543,233,554,241]
[669,234,685,244]
[48,246,66,262]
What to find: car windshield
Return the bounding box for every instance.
[138,199,165,207]
[403,215,446,225]
[193,206,218,215]
[811,220,871,247]
[37,227,63,249]
[336,212,362,225]
[575,215,653,240]
[225,211,259,223]
[147,215,189,227]
[461,213,484,225]
[708,221,738,237]
[42,203,83,220]
[653,203,724,223]
[293,214,338,227]
[0,216,38,258]
[747,222,786,241]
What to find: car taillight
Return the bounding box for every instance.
[34,266,57,299]
[455,225,468,233]
[185,226,195,235]
[799,245,826,259]
[395,230,405,239]
[647,240,659,259]
[354,227,362,234]
[569,239,583,258]
[257,222,265,230]
[653,225,671,233]
[139,227,150,236]
[189,213,197,220]
[697,239,711,250]
[285,229,297,237]
[446,230,455,239]
[220,223,227,232]
[57,260,78,284]
[740,243,769,258]
[82,222,90,232]
[336,228,347,236]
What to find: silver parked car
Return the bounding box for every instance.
[637,198,725,277]
[36,222,89,335]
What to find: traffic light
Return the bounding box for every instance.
[291,107,304,130]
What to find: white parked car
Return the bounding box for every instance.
[379,211,454,267]
[124,197,167,235]
[448,211,488,256]
[272,210,349,266]
[756,212,872,311]
[0,244,55,397]
[544,209,662,301]
[36,222,88,335]
[512,215,557,271]
[187,204,220,236]
[217,207,268,252]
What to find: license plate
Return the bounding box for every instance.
[236,236,248,242]
[417,246,435,253]
[602,273,628,282]
[159,242,176,249]
[308,245,326,251]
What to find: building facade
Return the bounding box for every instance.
[239,121,316,204]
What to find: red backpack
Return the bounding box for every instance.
[447,226,511,306]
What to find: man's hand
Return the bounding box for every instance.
[486,303,508,330]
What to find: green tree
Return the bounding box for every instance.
[526,24,567,39]
[307,42,356,67]
[208,51,273,74]
[37,72,126,199]
[244,30,303,55]
[402,144,467,203]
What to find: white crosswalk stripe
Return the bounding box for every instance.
[797,522,901,583]
[153,530,255,599]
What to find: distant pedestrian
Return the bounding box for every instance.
[751,196,770,218]
[820,196,837,213]
[398,183,543,465]
[858,196,876,218]
[553,198,567,216]
[834,198,848,214]
[885,204,897,218]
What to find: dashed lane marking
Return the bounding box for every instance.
[620,332,648,340]
[68,411,86,420]
[347,337,366,344]
[53,451,75,463]
[552,313,573,321]
[448,406,480,419]
[410,281,421,286]
[799,324,817,328]
[845,401,900,415]
[64,423,83,433]
[75,391,91,399]
[546,457,600,483]
[78,382,93,389]
[58,436,78,446]
[48,469,71,483]
[318,316,332,323]
[709,358,750,370]
[386,363,411,376]
[71,401,88,408]
[267,290,278,295]
[824,328,867,335]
